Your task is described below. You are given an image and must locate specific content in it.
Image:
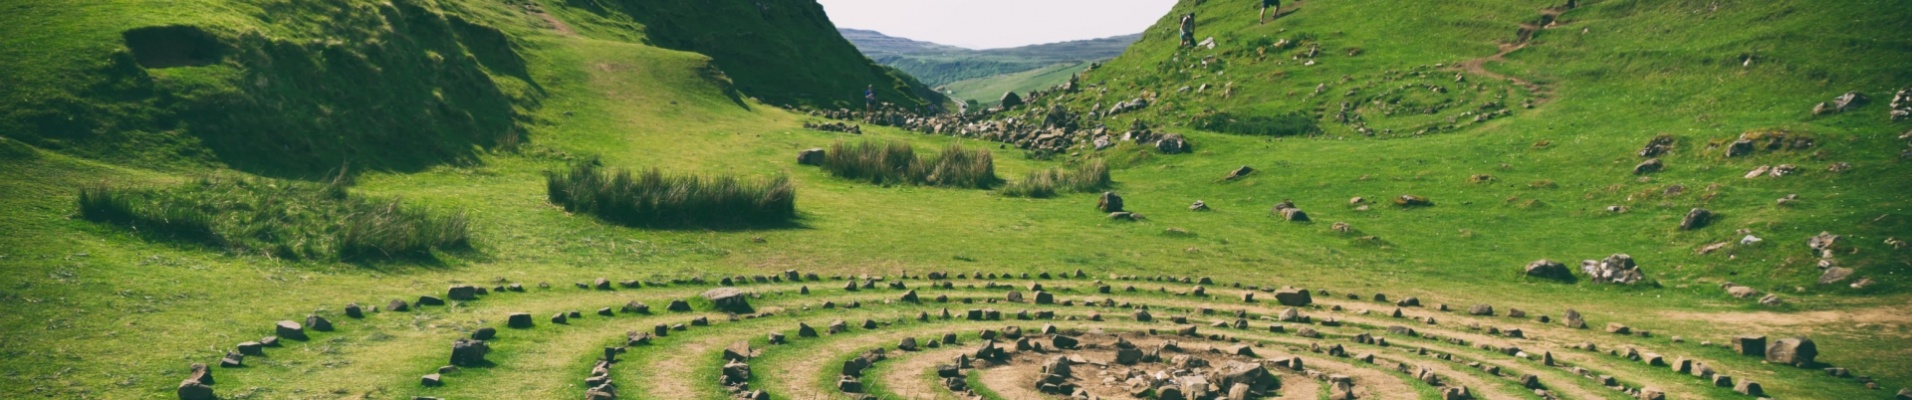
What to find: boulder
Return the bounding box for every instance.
[1272,288,1312,306]
[1679,208,1712,230]
[449,339,489,366]
[1633,158,1663,175]
[305,315,332,332]
[387,299,411,312]
[186,363,213,385]
[1224,165,1255,180]
[1581,254,1644,284]
[1732,335,1766,357]
[447,285,478,301]
[1765,337,1817,366]
[1000,91,1025,109]
[1190,200,1210,211]
[701,287,751,313]
[1523,259,1571,280]
[177,380,215,400]
[1157,134,1189,154]
[1097,191,1125,212]
[797,148,825,165]
[507,313,534,328]
[1468,304,1494,316]
[275,321,307,341]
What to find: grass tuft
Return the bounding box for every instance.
[1000,159,1112,198]
[78,177,470,261]
[820,141,1000,188]
[545,160,797,228]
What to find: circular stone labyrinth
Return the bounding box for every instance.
[171,270,1879,400]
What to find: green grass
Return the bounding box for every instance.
[545,160,797,229]
[77,176,470,261]
[819,140,1001,188]
[0,0,1910,398]
[999,158,1111,198]
[942,62,1095,107]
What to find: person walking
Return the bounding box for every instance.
[864,85,876,113]
[1260,0,1281,24]
[1179,13,1196,47]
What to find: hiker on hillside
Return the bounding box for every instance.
[864,85,876,113]
[1179,13,1196,47]
[1260,0,1280,24]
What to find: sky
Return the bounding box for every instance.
[815,0,1178,49]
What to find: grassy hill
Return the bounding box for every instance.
[842,28,1139,86]
[0,0,1909,398]
[943,61,1096,107]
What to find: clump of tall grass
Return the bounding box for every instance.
[77,177,470,261]
[999,159,1112,198]
[820,141,999,188]
[546,161,796,228]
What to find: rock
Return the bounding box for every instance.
[1523,259,1571,280]
[1000,91,1025,109]
[1157,134,1190,154]
[1832,91,1869,112]
[702,287,751,313]
[1097,191,1124,212]
[622,301,650,314]
[305,315,333,332]
[1190,200,1210,211]
[1278,207,1310,222]
[1606,323,1630,334]
[177,380,215,400]
[448,285,478,301]
[797,148,825,165]
[1765,337,1817,366]
[1633,158,1663,175]
[724,341,752,362]
[1580,254,1644,284]
[1730,335,1768,357]
[417,295,445,306]
[387,299,411,312]
[237,341,264,356]
[186,363,213,385]
[449,339,489,366]
[1679,208,1712,230]
[1759,293,1782,306]
[276,321,307,341]
[344,303,364,318]
[1224,165,1255,180]
[1726,139,1756,157]
[507,313,533,328]
[1273,287,1312,306]
[1735,380,1764,396]
[470,327,496,341]
[666,299,692,312]
[1818,267,1854,285]
[1468,304,1494,316]
[1394,195,1432,207]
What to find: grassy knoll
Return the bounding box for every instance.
[943,61,1097,107]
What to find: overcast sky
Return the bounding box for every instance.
[816,0,1178,49]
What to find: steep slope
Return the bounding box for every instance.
[1004,0,1912,294]
[0,0,938,178]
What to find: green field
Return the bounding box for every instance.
[943,62,1096,107]
[1,0,1909,399]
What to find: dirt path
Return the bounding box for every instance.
[1453,3,1579,100]
[877,345,970,400]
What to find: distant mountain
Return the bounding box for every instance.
[840,29,1140,91]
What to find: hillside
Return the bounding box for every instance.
[842,28,1140,86]
[1,0,1910,399]
[943,61,1096,107]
